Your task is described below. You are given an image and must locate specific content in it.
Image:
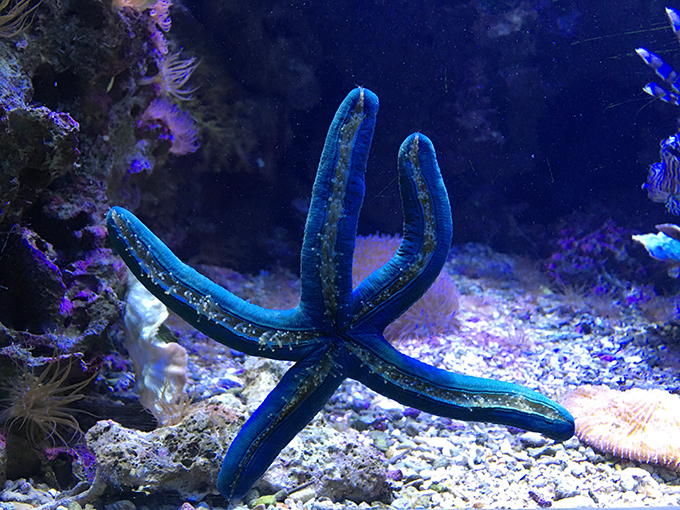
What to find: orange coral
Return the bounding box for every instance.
[353,234,459,342]
[562,385,680,470]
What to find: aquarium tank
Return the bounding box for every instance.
[0,0,680,509]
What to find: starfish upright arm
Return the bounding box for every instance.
[298,88,379,331]
[106,207,321,360]
[346,335,574,441]
[350,133,452,332]
[217,342,347,500]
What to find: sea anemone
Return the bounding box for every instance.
[139,98,199,155]
[353,234,460,342]
[0,358,95,446]
[139,51,199,102]
[562,385,680,471]
[0,0,40,38]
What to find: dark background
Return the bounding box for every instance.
[155,0,680,270]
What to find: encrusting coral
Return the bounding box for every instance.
[562,385,680,471]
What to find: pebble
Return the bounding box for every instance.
[289,487,316,504]
[8,251,680,510]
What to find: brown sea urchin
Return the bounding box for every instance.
[562,385,680,471]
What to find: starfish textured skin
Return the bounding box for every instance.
[106,88,575,501]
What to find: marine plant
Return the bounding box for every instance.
[636,8,680,215]
[107,88,574,500]
[123,271,191,425]
[0,357,95,446]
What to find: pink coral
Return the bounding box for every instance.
[353,234,459,341]
[562,385,680,471]
[139,98,199,155]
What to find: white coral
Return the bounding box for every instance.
[124,271,189,425]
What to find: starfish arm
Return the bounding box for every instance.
[217,342,347,500]
[106,207,320,360]
[298,88,379,330]
[350,133,452,331]
[346,335,574,441]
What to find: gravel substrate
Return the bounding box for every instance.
[3,245,680,510]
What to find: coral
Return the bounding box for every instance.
[0,357,95,446]
[562,385,680,471]
[353,234,460,341]
[123,272,190,426]
[139,98,199,155]
[148,0,171,32]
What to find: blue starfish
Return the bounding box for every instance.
[107,88,574,501]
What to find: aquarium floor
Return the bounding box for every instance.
[4,248,680,510]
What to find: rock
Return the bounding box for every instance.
[255,417,390,503]
[519,431,549,448]
[240,358,290,412]
[289,487,316,503]
[618,467,651,492]
[552,494,596,508]
[554,476,580,500]
[86,397,246,500]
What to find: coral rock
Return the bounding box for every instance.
[86,398,247,500]
[255,417,390,503]
[562,385,680,470]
